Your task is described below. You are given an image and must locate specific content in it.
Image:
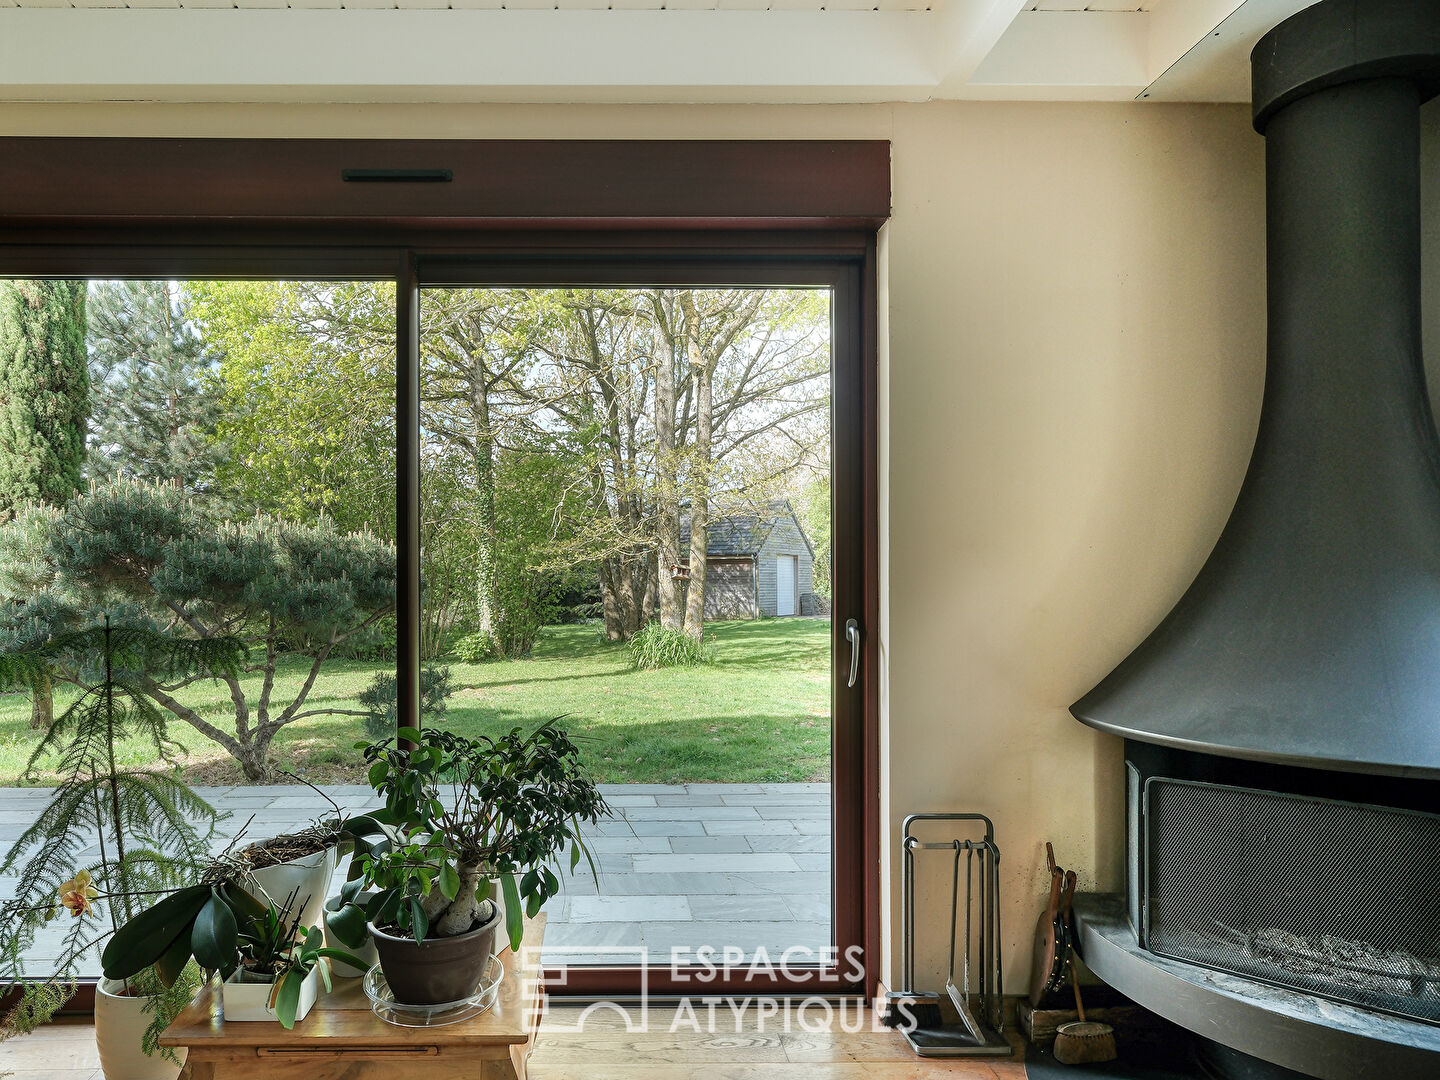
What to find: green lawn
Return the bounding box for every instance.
[0,619,832,787]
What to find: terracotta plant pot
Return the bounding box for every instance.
[94,978,186,1080]
[368,902,501,1005]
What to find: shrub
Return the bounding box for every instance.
[358,664,452,740]
[628,622,714,671]
[453,630,498,664]
[333,613,397,662]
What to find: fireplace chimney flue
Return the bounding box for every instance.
[1072,0,1440,781]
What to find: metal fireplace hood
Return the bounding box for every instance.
[1073,0,1440,781]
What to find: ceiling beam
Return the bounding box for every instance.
[0,1,1294,105]
[0,10,937,104]
[1145,0,1249,78]
[965,9,1150,99]
[931,0,1029,95]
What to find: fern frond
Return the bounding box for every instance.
[0,979,76,1043]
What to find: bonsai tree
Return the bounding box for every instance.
[0,479,396,780]
[337,722,608,953]
[0,618,243,1054]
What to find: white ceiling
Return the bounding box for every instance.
[0,0,1315,104]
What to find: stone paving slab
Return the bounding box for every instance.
[1,782,832,973]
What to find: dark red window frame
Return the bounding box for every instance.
[0,137,887,998]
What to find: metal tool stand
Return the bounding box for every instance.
[889,813,1010,1057]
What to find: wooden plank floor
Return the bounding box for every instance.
[1,1006,1028,1079]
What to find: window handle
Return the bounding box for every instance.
[845,618,861,688]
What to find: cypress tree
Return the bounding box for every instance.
[0,280,89,518]
[87,280,224,493]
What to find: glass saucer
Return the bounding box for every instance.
[362,956,504,1027]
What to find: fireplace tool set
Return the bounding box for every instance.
[885,812,1010,1057]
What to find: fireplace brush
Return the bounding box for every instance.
[884,812,1011,1057]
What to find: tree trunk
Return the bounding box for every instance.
[233,732,273,783]
[679,293,712,641]
[654,328,683,631]
[420,860,492,937]
[472,377,499,649]
[29,671,52,729]
[599,563,624,641]
[641,552,658,622]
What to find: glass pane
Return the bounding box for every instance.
[0,279,395,984]
[417,286,834,970]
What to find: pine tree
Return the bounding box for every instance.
[87,280,224,493]
[0,479,397,780]
[0,280,89,518]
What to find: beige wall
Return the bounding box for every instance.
[0,100,1270,991]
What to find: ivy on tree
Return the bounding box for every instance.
[0,280,89,518]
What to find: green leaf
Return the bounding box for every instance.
[221,883,270,923]
[409,898,429,943]
[367,888,400,926]
[153,929,194,989]
[274,969,304,1029]
[439,863,460,901]
[396,726,422,744]
[367,760,387,787]
[315,947,371,974]
[101,885,210,981]
[325,902,370,949]
[501,872,523,954]
[191,891,239,973]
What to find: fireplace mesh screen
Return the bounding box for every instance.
[1144,779,1440,1025]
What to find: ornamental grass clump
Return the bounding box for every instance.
[628,621,714,671]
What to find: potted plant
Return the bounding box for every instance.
[343,722,607,1006]
[229,824,341,932]
[218,887,366,1027]
[322,880,380,978]
[0,618,244,1079]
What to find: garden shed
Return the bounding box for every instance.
[680,499,816,619]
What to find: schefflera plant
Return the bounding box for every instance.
[335,722,608,953]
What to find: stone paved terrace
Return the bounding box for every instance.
[0,783,831,973]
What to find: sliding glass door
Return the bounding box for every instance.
[0,247,871,1002]
[409,260,869,993]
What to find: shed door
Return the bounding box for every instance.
[777,554,798,616]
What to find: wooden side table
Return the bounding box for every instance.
[161,915,545,1080]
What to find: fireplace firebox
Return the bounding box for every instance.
[1129,744,1440,1029]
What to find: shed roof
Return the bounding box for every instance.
[680,498,813,558]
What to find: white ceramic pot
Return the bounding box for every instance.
[322,910,379,978]
[247,845,337,928]
[94,978,186,1080]
[221,965,320,1024]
